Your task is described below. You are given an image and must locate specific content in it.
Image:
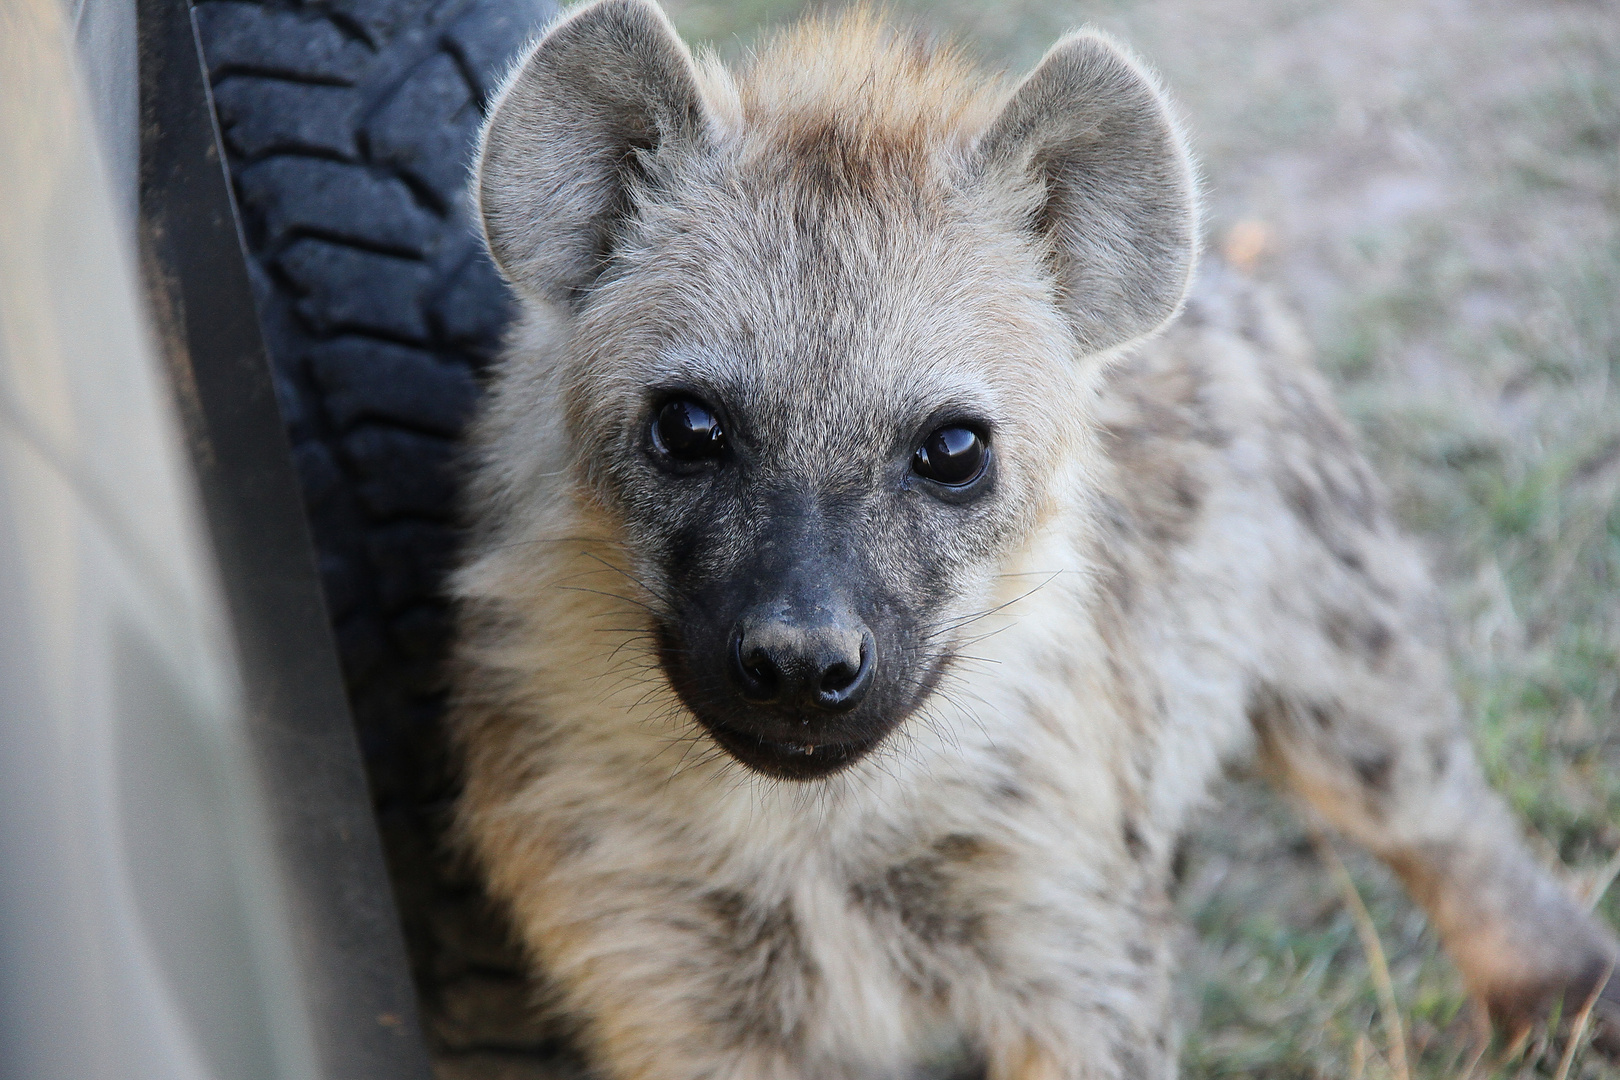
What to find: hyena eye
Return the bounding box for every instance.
[652,397,726,462]
[913,425,988,487]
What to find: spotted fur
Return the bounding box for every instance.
[452,3,1618,1077]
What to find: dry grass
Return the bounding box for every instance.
[663,0,1620,1075]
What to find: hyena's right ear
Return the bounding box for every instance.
[475,0,708,303]
[974,31,1198,355]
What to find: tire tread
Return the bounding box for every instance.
[194,1,561,1073]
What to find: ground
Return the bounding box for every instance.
[658,0,1620,1075]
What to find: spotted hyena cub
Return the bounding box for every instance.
[451,1,1618,1076]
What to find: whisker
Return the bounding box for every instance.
[918,571,1063,640]
[576,548,680,609]
[555,584,664,617]
[479,534,617,556]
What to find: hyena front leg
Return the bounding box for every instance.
[965,884,1181,1080]
[1248,538,1618,1032]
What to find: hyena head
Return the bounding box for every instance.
[474,0,1196,780]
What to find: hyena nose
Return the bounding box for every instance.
[731,614,876,712]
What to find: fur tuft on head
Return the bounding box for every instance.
[714,9,998,194]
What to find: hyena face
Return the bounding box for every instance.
[559,181,1073,780]
[475,0,1198,779]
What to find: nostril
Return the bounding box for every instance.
[820,661,856,694]
[743,648,773,682]
[732,632,781,704]
[815,632,875,711]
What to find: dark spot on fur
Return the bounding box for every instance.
[1122,819,1148,861]
[1307,702,1337,730]
[1427,737,1449,778]
[1353,751,1394,792]
[698,891,819,1051]
[1278,466,1378,575]
[704,888,749,929]
[1110,1038,1159,1080]
[1171,470,1202,512]
[1237,294,1267,344]
[1127,942,1153,965]
[850,850,987,949]
[930,1048,989,1080]
[555,826,597,861]
[934,834,990,862]
[1100,354,1228,556]
[1109,460,1208,547]
[1321,607,1394,665]
[1097,539,1139,616]
[1282,478,1325,537]
[1245,684,1288,743]
[988,748,1033,806]
[1168,835,1191,894]
[993,780,1029,805]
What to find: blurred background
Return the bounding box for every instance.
[659,1,1620,1075]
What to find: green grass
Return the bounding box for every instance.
[661,0,1620,1074]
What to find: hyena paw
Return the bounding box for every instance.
[1482,952,1620,1051]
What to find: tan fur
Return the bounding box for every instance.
[453,4,1618,1077]
[717,13,997,195]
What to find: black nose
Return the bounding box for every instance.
[731,612,875,711]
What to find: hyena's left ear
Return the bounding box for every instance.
[975,31,1198,355]
[475,0,709,303]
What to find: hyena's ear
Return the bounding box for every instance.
[975,31,1198,354]
[475,0,708,303]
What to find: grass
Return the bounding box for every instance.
[658,0,1620,1074]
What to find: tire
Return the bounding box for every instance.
[191,1,571,1075]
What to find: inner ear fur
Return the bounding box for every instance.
[975,31,1198,355]
[476,0,709,303]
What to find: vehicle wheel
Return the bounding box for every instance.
[191,0,573,1074]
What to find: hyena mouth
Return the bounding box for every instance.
[700,716,889,781]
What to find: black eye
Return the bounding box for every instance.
[913,425,988,487]
[652,397,726,461]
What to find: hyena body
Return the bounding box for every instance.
[451,3,1618,1077]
